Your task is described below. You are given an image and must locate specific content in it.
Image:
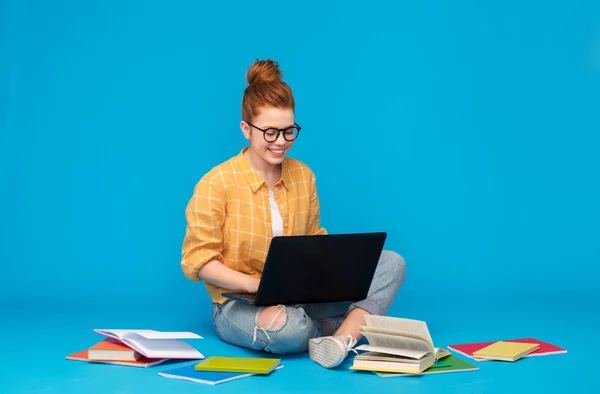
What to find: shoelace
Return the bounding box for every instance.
[344,335,359,355]
[252,305,286,344]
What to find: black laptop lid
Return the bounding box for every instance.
[254,232,387,306]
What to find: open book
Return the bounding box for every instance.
[350,315,449,374]
[93,329,204,360]
[374,355,479,377]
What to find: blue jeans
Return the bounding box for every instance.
[211,250,406,354]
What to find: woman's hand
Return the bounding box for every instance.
[245,277,261,294]
[198,260,261,293]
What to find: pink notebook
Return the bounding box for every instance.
[448,338,566,361]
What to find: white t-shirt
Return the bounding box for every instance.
[269,189,284,237]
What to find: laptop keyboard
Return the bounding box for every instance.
[227,292,256,302]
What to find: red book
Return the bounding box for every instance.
[66,350,166,368]
[88,338,140,361]
[448,338,566,361]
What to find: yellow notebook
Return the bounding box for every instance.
[194,356,281,375]
[472,341,540,361]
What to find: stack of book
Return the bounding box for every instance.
[66,329,204,368]
[158,356,284,385]
[350,315,479,376]
[448,337,567,362]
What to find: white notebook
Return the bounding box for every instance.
[93,329,204,360]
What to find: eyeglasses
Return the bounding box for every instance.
[246,122,301,142]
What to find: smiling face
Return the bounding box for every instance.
[241,107,296,170]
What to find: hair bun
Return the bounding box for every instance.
[246,59,283,86]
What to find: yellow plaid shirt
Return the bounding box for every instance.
[181,147,327,303]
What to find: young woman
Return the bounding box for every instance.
[181,59,406,368]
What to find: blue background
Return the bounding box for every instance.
[1,1,599,393]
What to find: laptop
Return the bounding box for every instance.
[222,232,387,306]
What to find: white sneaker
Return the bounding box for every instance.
[308,335,358,368]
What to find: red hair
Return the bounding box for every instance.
[242,59,295,123]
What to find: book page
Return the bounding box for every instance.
[93,329,144,340]
[355,345,430,359]
[361,332,434,354]
[129,331,202,340]
[122,333,204,359]
[355,352,424,363]
[359,326,430,343]
[435,348,451,359]
[94,329,202,340]
[364,315,434,346]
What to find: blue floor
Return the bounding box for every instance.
[2,297,596,394]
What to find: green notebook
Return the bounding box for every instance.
[375,356,478,377]
[194,356,281,375]
[429,359,452,368]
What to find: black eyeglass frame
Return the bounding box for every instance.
[246,122,301,142]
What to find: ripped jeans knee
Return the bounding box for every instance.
[253,305,320,354]
[212,301,321,355]
[253,305,288,344]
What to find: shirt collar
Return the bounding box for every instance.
[237,147,290,193]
